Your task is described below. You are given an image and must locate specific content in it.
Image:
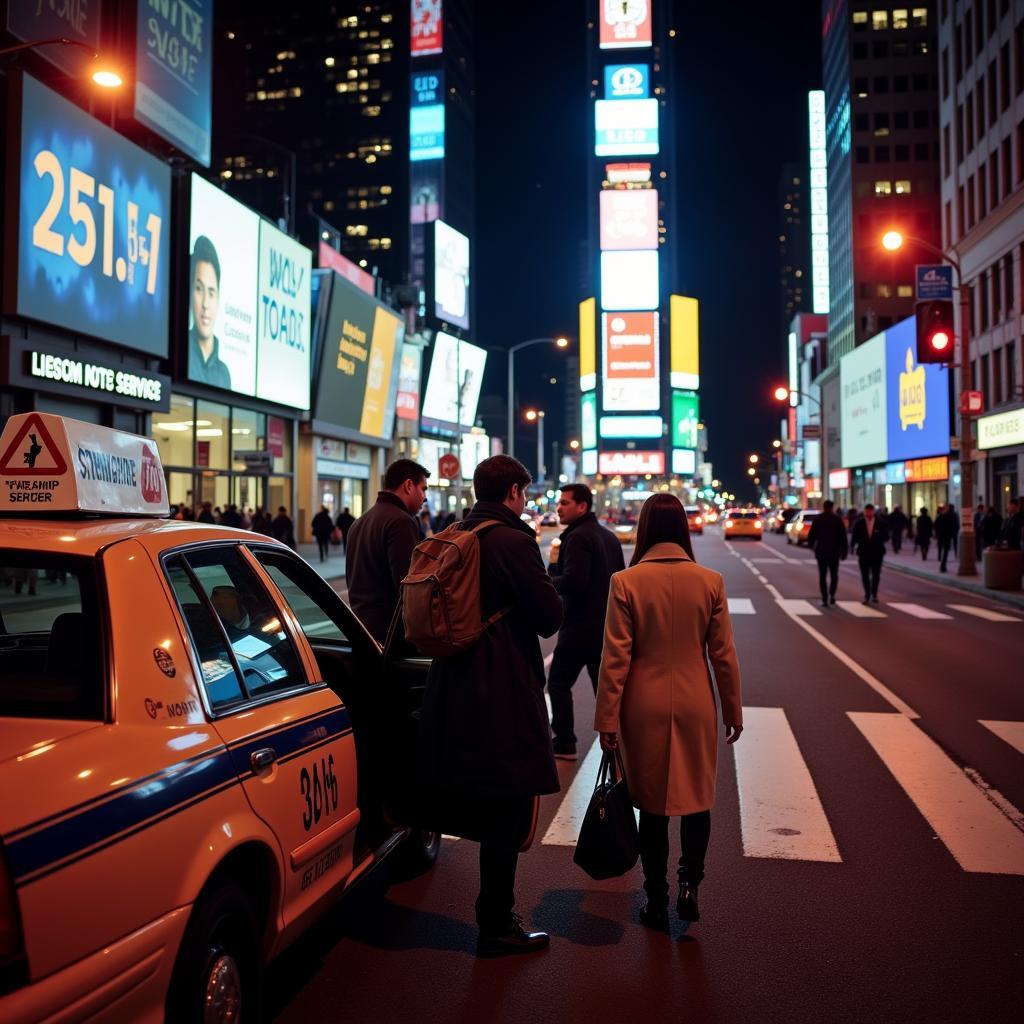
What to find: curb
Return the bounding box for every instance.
[884,559,1024,610]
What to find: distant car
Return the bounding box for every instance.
[704,509,719,525]
[723,509,764,540]
[540,512,559,527]
[773,507,799,534]
[612,522,637,545]
[684,506,704,534]
[785,508,822,545]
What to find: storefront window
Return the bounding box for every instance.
[231,407,265,469]
[154,394,196,469]
[268,416,292,474]
[196,400,230,470]
[167,472,195,511]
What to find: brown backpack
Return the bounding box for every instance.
[400,520,510,656]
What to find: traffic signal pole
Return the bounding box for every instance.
[957,281,977,576]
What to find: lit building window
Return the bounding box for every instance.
[894,179,912,194]
[911,7,927,26]
[877,283,893,297]
[347,68,358,79]
[325,57,335,67]
[346,225,368,237]
[872,10,889,29]
[381,13,392,22]
[897,284,913,297]
[892,9,909,29]
[874,180,893,195]
[380,185,392,195]
[852,11,868,25]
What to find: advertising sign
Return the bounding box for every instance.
[396,344,423,421]
[594,98,660,156]
[599,188,658,250]
[6,1,101,76]
[581,392,598,449]
[915,264,954,301]
[808,91,830,314]
[885,317,950,462]
[318,242,375,296]
[410,71,445,162]
[411,0,443,56]
[314,274,404,442]
[905,456,949,482]
[187,173,260,395]
[600,250,659,310]
[580,297,597,391]
[977,407,1024,450]
[421,332,487,433]
[134,0,213,166]
[8,75,171,357]
[672,391,699,449]
[433,220,470,329]
[672,448,697,476]
[599,0,653,49]
[581,449,598,476]
[598,450,665,476]
[828,468,851,489]
[605,64,650,99]
[599,415,662,439]
[411,165,443,223]
[256,221,311,409]
[602,312,659,412]
[840,332,886,467]
[670,295,699,390]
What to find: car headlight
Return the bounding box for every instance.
[754,520,762,528]
[695,517,702,525]
[725,521,733,528]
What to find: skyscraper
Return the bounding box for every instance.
[779,162,809,338]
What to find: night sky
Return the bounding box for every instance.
[475,1,822,498]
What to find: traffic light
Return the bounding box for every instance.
[915,300,955,363]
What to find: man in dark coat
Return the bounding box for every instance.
[851,503,890,603]
[334,506,356,552]
[345,460,428,645]
[916,507,934,560]
[807,500,848,606]
[311,505,334,562]
[999,497,1022,549]
[271,506,296,549]
[888,505,909,553]
[935,504,958,572]
[981,505,1004,549]
[417,455,562,957]
[546,483,625,759]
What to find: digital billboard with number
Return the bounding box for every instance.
[7,75,171,357]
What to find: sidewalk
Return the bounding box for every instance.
[296,543,347,583]
[883,543,1024,609]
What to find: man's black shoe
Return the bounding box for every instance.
[829,595,837,605]
[820,598,829,607]
[862,597,871,605]
[872,595,879,603]
[553,742,578,762]
[677,884,700,922]
[477,915,550,957]
[639,903,669,932]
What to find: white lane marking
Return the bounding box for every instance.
[887,602,954,620]
[760,580,919,719]
[848,712,1024,875]
[749,558,783,564]
[980,720,1024,755]
[778,598,822,617]
[836,600,887,618]
[948,604,1023,623]
[727,597,756,615]
[732,707,841,863]
[756,575,768,583]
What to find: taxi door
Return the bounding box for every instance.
[166,545,359,937]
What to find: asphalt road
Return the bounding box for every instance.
[273,527,1024,1024]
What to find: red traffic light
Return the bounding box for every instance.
[929,329,951,352]
[915,300,955,364]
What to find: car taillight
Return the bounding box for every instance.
[754,520,762,528]
[0,843,27,993]
[695,517,702,525]
[725,521,733,528]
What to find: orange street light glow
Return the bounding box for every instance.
[555,336,569,348]
[92,68,123,88]
[773,386,790,402]
[882,230,903,251]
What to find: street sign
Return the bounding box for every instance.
[959,390,984,415]
[438,453,460,480]
[801,423,822,440]
[915,264,954,301]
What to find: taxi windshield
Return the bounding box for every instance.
[0,552,104,720]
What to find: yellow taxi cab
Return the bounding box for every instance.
[684,507,704,535]
[722,509,764,540]
[785,508,822,545]
[0,414,437,1023]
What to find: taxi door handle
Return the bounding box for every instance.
[250,747,276,773]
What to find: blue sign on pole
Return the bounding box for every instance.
[604,64,649,99]
[915,264,954,301]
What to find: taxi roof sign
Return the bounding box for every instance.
[0,413,169,516]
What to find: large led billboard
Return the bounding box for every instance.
[840,332,886,467]
[672,391,699,449]
[314,273,404,442]
[605,64,649,99]
[600,250,659,310]
[808,91,830,314]
[411,0,443,56]
[134,0,213,166]
[410,100,445,162]
[580,297,597,391]
[672,449,697,476]
[581,392,598,449]
[256,221,312,409]
[187,173,260,395]
[595,99,660,156]
[598,0,653,49]
[884,317,950,462]
[433,220,470,329]
[600,415,663,439]
[599,450,665,476]
[599,188,658,250]
[421,332,487,433]
[670,295,699,390]
[7,75,171,357]
[602,312,659,412]
[396,343,423,422]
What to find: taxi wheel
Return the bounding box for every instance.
[167,881,260,1024]
[395,828,441,879]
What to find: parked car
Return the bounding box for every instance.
[785,508,822,545]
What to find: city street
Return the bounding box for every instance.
[273,529,1024,1024]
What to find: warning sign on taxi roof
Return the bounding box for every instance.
[0,413,169,517]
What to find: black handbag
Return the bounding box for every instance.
[573,749,640,880]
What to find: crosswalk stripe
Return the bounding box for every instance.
[948,604,1023,623]
[980,720,1024,755]
[731,707,842,863]
[848,712,1024,875]
[777,598,822,617]
[836,600,886,618]
[727,597,756,615]
[887,602,953,620]
[541,738,605,846]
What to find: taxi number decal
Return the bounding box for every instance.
[300,754,338,832]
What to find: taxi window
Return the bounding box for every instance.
[252,549,350,644]
[168,547,308,710]
[0,552,103,720]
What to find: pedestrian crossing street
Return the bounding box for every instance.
[535,708,1024,876]
[727,597,1022,622]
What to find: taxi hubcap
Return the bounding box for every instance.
[204,953,242,1023]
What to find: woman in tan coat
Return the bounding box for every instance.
[595,493,743,932]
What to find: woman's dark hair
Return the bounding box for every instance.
[473,455,531,502]
[630,493,695,567]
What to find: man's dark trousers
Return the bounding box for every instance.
[938,539,952,570]
[816,554,840,603]
[859,556,883,599]
[548,643,600,747]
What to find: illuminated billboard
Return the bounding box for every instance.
[840,332,886,467]
[410,72,445,163]
[605,64,649,99]
[599,0,653,49]
[884,317,950,462]
[599,450,665,476]
[600,250,659,310]
[808,91,830,314]
[319,242,375,296]
[411,0,443,56]
[595,99,659,156]
[672,391,699,449]
[599,188,658,250]
[581,392,598,449]
[670,295,699,390]
[433,220,470,329]
[581,449,598,476]
[602,312,659,412]
[580,297,597,391]
[396,343,422,422]
[421,332,487,433]
[672,448,697,475]
[7,75,171,357]
[600,415,663,439]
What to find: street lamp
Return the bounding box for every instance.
[881,229,976,576]
[507,337,569,459]
[524,409,546,483]
[0,37,123,87]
